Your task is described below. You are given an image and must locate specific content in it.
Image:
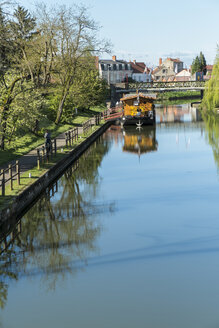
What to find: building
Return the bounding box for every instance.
[152,57,184,81]
[175,69,191,81]
[162,57,183,74]
[204,65,214,80]
[130,60,152,82]
[98,56,132,84]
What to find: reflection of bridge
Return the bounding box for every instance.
[115,81,205,94]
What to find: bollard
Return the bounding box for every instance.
[16,160,20,185]
[9,164,13,190]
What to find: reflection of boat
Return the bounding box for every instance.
[120,93,156,126]
[122,126,158,156]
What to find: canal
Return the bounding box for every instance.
[1,103,219,328]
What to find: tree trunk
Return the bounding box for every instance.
[55,89,68,124]
[55,78,71,124]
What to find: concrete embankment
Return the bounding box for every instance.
[0,122,111,224]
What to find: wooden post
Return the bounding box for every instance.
[68,131,71,147]
[16,160,20,185]
[54,139,57,156]
[51,141,53,158]
[9,164,13,190]
[1,169,5,196]
[37,149,40,169]
[65,132,68,147]
[42,146,45,163]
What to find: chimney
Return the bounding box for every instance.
[95,56,99,69]
[112,55,116,61]
[159,58,162,66]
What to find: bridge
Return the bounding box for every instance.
[115,81,206,93]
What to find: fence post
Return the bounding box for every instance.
[16,160,20,185]
[37,149,40,169]
[1,169,5,196]
[54,139,57,156]
[42,146,45,163]
[65,132,68,147]
[9,164,13,190]
[51,141,53,158]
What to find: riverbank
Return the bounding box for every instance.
[0,120,111,223]
[156,90,201,102]
[0,105,106,167]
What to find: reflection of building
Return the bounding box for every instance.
[122,126,158,157]
[156,103,202,123]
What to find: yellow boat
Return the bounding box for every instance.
[120,93,156,126]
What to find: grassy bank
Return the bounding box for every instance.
[156,90,201,101]
[0,122,104,209]
[0,105,106,167]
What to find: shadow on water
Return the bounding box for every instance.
[0,135,115,308]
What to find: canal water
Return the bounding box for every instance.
[1,103,219,328]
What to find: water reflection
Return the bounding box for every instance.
[156,103,202,123]
[202,112,219,172]
[0,137,115,307]
[106,125,158,158]
[122,126,158,156]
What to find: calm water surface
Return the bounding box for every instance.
[1,103,219,328]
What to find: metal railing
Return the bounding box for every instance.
[0,161,20,196]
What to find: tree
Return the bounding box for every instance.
[191,52,207,75]
[43,5,111,124]
[191,56,201,74]
[202,49,219,111]
[200,51,207,75]
[67,58,109,113]
[10,6,37,81]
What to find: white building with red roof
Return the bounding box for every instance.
[130,60,152,82]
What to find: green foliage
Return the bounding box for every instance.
[191,51,207,74]
[202,50,219,111]
[0,4,109,151]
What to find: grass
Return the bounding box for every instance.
[156,90,201,101]
[0,122,104,210]
[0,105,106,166]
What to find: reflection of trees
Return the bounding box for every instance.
[202,112,219,171]
[0,135,114,304]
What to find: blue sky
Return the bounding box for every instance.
[18,0,218,67]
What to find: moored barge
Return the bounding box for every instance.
[120,93,156,126]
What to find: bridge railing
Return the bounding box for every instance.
[127,81,206,89]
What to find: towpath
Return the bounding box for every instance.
[0,127,83,183]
